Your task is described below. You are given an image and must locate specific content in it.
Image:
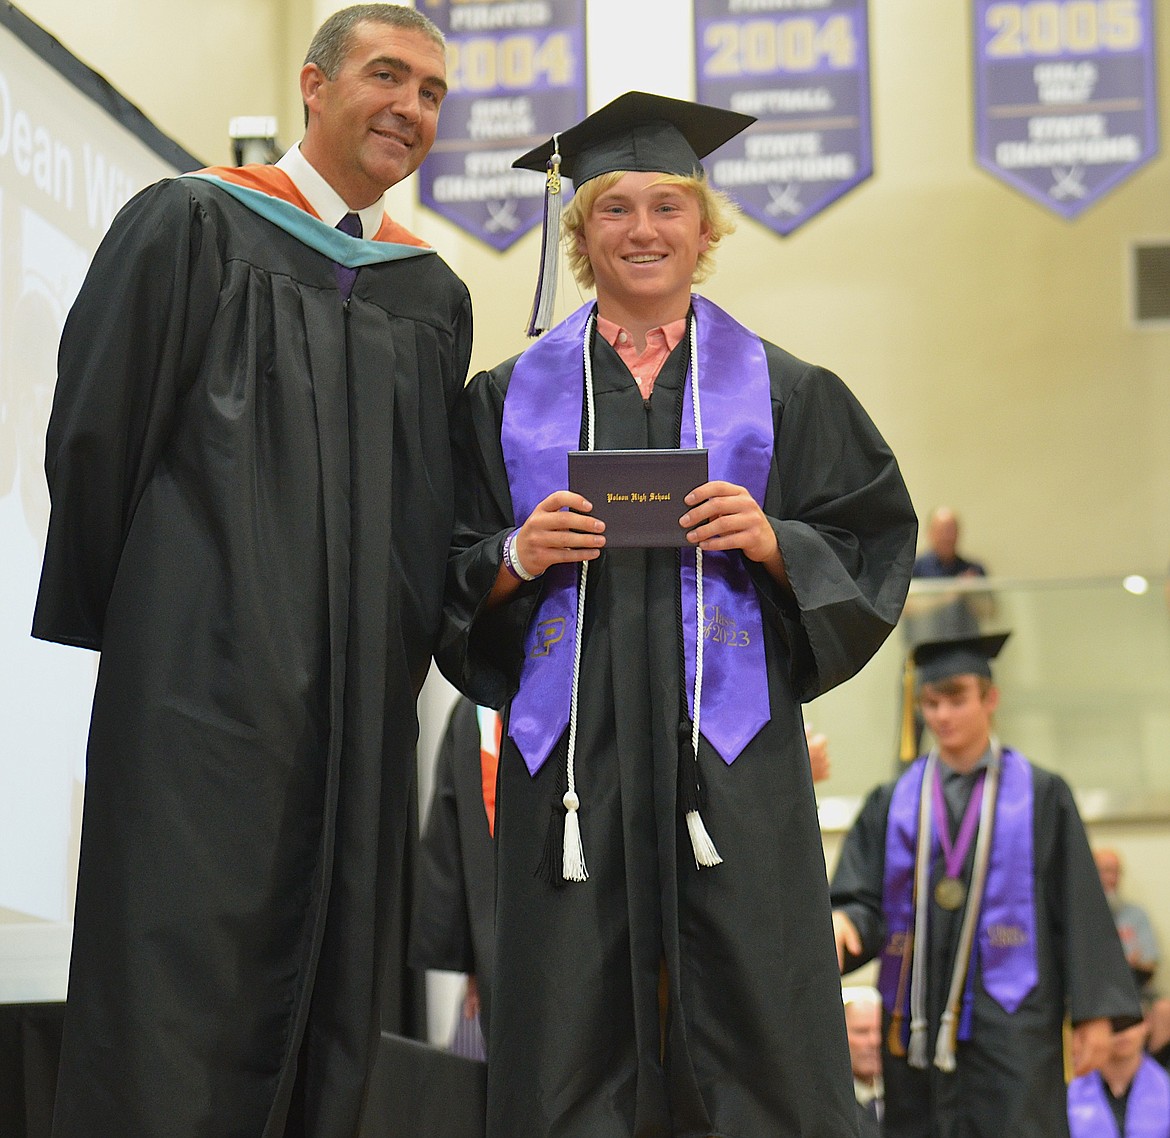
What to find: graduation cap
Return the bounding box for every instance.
[898,633,1011,761]
[513,91,755,335]
[913,632,1011,686]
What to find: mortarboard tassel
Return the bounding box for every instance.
[525,136,563,337]
[899,653,917,762]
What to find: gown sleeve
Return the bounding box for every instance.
[756,350,918,702]
[32,180,222,650]
[436,363,543,708]
[829,782,896,972]
[1042,771,1143,1028]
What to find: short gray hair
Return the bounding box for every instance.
[304,4,444,79]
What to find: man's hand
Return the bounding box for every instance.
[1070,1017,1112,1077]
[833,910,861,974]
[806,726,831,784]
[680,481,788,586]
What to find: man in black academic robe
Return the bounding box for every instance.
[31,8,471,1136]
[830,635,1142,1138]
[439,93,917,1138]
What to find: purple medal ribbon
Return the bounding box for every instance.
[880,750,1038,1044]
[501,298,772,775]
[931,768,984,883]
[1068,1058,1170,1138]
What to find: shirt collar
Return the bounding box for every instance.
[596,314,688,353]
[276,143,386,239]
[941,742,997,782]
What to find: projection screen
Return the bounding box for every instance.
[0,3,197,1002]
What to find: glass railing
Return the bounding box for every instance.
[808,572,1170,830]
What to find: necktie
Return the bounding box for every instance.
[334,211,361,298]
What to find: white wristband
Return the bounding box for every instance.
[504,529,538,582]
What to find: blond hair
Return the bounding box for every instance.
[561,172,738,291]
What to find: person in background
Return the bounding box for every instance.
[410,698,500,1062]
[31,6,471,1133]
[440,90,917,1138]
[912,507,987,581]
[843,986,884,1136]
[831,633,1142,1138]
[1095,846,1170,1060]
[1067,1016,1170,1137]
[1095,847,1161,992]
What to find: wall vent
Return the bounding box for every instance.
[1132,243,1170,325]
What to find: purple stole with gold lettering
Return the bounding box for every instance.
[1068,1057,1170,1138]
[879,748,1037,1045]
[500,296,773,776]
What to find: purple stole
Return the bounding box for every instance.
[879,749,1038,1043]
[1068,1058,1170,1138]
[500,296,773,776]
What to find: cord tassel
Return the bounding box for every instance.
[887,1012,907,1057]
[561,790,588,881]
[685,809,722,868]
[933,1010,958,1072]
[908,1016,930,1069]
[534,798,565,887]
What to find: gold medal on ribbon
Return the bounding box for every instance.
[934,875,967,911]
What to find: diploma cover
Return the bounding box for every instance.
[568,448,708,548]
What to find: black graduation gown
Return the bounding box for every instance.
[410,698,497,1026]
[438,321,918,1138]
[830,762,1143,1138]
[31,177,472,1137]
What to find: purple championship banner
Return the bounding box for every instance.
[693,0,873,237]
[973,0,1159,219]
[419,0,586,251]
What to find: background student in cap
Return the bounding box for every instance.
[439,90,916,1137]
[1067,1013,1170,1138]
[830,633,1142,1138]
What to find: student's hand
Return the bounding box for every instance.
[514,490,606,577]
[1071,1017,1112,1077]
[488,491,605,609]
[680,481,788,585]
[832,910,861,974]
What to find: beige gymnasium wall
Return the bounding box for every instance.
[22,0,1169,577]
[16,0,1170,972]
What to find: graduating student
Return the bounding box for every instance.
[32,5,471,1134]
[831,633,1143,1138]
[439,91,917,1138]
[1068,1017,1170,1138]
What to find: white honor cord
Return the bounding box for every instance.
[934,741,1001,1072]
[907,751,935,1069]
[685,313,721,868]
[561,313,598,882]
